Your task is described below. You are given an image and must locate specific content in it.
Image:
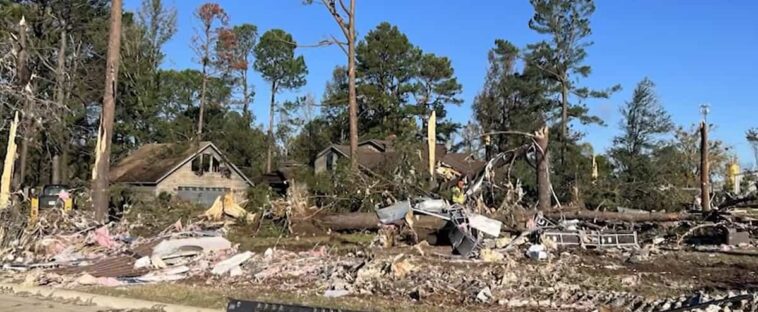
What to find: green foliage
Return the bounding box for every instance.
[748,128,758,167]
[295,137,434,213]
[607,78,674,209]
[525,0,620,133]
[207,111,268,178]
[254,29,307,90]
[245,183,274,213]
[321,22,462,143]
[474,39,551,152]
[122,190,207,237]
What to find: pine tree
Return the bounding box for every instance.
[611,78,673,178]
[525,0,619,161]
[254,29,307,172]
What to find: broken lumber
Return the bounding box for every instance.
[0,111,19,209]
[544,210,699,223]
[203,192,256,223]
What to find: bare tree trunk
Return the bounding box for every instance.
[266,81,276,173]
[535,126,551,210]
[560,80,568,165]
[0,112,20,209]
[91,0,123,222]
[700,121,710,211]
[16,130,29,189]
[241,69,250,122]
[61,38,81,184]
[347,0,358,172]
[197,26,210,140]
[13,16,30,190]
[52,27,67,185]
[52,155,60,184]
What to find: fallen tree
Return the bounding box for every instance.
[544,210,700,223]
[317,212,446,232]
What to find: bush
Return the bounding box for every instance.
[245,184,275,213]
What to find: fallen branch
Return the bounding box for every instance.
[677,222,726,246]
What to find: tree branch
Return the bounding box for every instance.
[481,130,537,139]
[329,34,348,55]
[338,0,350,16]
[320,0,350,39]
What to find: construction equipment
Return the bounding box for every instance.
[30,184,74,212]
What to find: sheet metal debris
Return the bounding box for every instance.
[541,230,639,249]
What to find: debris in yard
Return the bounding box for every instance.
[90,226,118,249]
[137,265,190,282]
[151,236,232,258]
[211,251,253,276]
[390,254,415,279]
[412,240,429,256]
[727,228,751,246]
[476,286,492,303]
[467,213,502,237]
[376,201,411,224]
[0,179,756,312]
[75,273,123,287]
[133,256,151,269]
[323,289,351,298]
[526,244,548,260]
[203,192,257,223]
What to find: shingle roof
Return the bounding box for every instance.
[440,153,486,177]
[332,145,392,170]
[109,141,252,185]
[320,140,483,176]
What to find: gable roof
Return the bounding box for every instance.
[440,153,486,177]
[320,144,391,171]
[358,139,392,152]
[109,141,253,186]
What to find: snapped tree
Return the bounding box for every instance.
[306,0,359,171]
[91,0,123,221]
[192,2,228,139]
[747,128,758,170]
[216,23,258,121]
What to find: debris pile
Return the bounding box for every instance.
[0,187,757,311]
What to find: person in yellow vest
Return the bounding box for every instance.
[451,179,466,205]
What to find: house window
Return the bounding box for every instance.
[326,151,334,171]
[191,154,217,176]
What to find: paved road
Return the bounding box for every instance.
[0,293,107,312]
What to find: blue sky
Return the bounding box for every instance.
[124,0,758,168]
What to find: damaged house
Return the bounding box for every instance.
[109,142,253,205]
[315,139,485,179]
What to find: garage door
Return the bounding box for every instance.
[176,186,229,206]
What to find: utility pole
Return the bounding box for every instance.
[700,104,710,212]
[91,0,123,222]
